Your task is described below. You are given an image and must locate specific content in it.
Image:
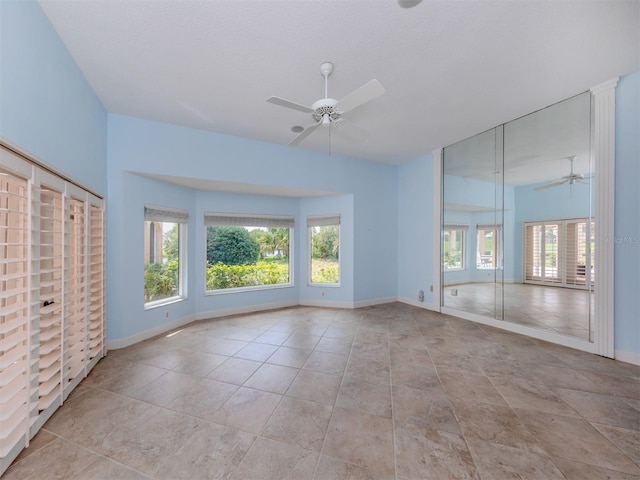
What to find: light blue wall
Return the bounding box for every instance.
[614,72,640,355]
[106,174,197,341]
[0,0,107,194]
[397,155,435,305]
[107,114,397,340]
[443,174,499,209]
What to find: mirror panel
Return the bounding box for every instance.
[442,92,593,341]
[442,127,504,319]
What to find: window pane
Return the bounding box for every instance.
[476,228,496,269]
[443,229,464,270]
[144,221,180,303]
[310,224,340,284]
[205,225,291,290]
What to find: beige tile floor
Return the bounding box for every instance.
[6,303,639,480]
[443,283,594,340]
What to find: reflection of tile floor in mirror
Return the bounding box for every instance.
[7,304,638,479]
[443,283,594,340]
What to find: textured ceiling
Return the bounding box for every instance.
[38,0,639,168]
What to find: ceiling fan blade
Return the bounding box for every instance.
[288,122,322,146]
[534,179,568,191]
[266,96,314,113]
[335,79,385,114]
[333,119,370,143]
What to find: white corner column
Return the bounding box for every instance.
[591,78,618,358]
[432,148,443,311]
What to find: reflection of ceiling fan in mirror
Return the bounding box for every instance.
[534,156,590,191]
[266,62,385,147]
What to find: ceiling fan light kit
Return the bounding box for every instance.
[398,0,422,8]
[397,0,423,8]
[266,61,385,147]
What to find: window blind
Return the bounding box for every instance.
[144,205,189,223]
[205,213,294,228]
[524,219,593,289]
[307,214,340,227]
[443,224,469,231]
[477,224,502,230]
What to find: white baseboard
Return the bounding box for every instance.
[195,300,298,321]
[397,297,440,312]
[300,296,397,309]
[108,313,196,350]
[443,279,519,287]
[615,348,640,366]
[353,297,397,308]
[299,299,355,309]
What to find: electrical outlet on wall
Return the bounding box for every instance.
[418,290,424,302]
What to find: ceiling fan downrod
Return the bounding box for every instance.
[319,62,334,127]
[320,62,333,98]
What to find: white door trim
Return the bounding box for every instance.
[591,77,618,358]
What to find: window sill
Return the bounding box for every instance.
[144,296,186,310]
[205,283,294,296]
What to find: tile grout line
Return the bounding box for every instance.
[387,316,400,480]
[311,310,362,479]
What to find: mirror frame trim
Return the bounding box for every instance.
[591,77,618,358]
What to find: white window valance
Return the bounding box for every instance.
[307,214,341,227]
[443,224,469,231]
[204,213,294,228]
[144,205,189,223]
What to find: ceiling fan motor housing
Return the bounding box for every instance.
[312,98,341,124]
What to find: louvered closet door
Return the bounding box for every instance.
[88,199,105,362]
[36,175,64,414]
[0,146,106,475]
[63,191,87,396]
[0,165,31,460]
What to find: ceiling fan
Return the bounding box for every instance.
[266,62,385,147]
[534,156,589,191]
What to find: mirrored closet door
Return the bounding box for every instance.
[442,92,594,341]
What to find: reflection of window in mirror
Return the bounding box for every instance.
[443,226,466,270]
[476,225,501,269]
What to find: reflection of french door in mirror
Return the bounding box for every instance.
[441,90,596,343]
[524,219,594,289]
